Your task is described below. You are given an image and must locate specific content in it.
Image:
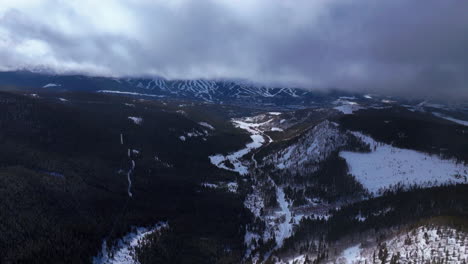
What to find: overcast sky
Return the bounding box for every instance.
[1,0,467,100]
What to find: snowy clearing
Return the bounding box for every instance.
[335,226,467,264]
[93,222,168,264]
[340,132,468,195]
[273,187,293,248]
[98,90,164,97]
[209,118,271,175]
[58,98,68,102]
[268,112,282,115]
[334,103,364,115]
[43,83,61,88]
[336,244,365,264]
[198,122,215,130]
[128,117,143,125]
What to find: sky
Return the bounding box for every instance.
[0,0,467,100]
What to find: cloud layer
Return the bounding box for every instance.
[1,0,468,100]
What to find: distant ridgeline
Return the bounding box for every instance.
[0,70,355,107]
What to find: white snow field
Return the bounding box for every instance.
[280,226,467,264]
[340,132,468,195]
[98,90,165,97]
[43,83,61,88]
[198,122,215,130]
[333,100,364,115]
[128,117,143,125]
[336,226,467,264]
[336,244,365,264]
[93,222,168,264]
[209,118,271,175]
[264,120,346,173]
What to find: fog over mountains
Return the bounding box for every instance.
[1,0,468,100]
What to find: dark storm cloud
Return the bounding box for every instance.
[0,0,467,100]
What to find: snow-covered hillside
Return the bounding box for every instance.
[93,222,168,264]
[209,115,274,175]
[262,120,348,174]
[334,226,467,264]
[340,132,468,195]
[278,225,468,264]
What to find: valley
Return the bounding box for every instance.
[0,73,467,263]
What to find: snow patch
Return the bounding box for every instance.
[335,244,366,264]
[198,122,215,130]
[209,118,271,175]
[128,117,143,125]
[43,83,61,88]
[93,222,168,264]
[340,131,468,195]
[271,127,284,132]
[98,90,164,98]
[334,104,363,115]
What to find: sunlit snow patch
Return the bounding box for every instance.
[340,132,468,195]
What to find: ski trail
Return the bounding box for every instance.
[274,186,292,248]
[209,118,274,175]
[120,133,124,145]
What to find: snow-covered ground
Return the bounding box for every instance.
[340,132,468,195]
[335,244,366,264]
[269,112,282,116]
[333,100,364,114]
[263,120,346,173]
[128,117,143,125]
[93,222,168,264]
[335,226,467,264]
[433,112,468,126]
[200,181,238,193]
[271,127,284,132]
[43,83,61,88]
[98,90,165,97]
[273,187,293,248]
[180,129,210,140]
[198,122,215,130]
[280,226,467,264]
[209,118,272,175]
